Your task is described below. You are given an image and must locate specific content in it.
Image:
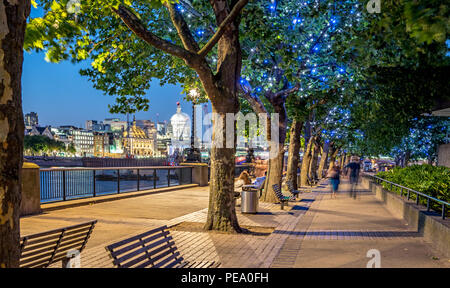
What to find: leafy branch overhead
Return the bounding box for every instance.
[25,0,248,113]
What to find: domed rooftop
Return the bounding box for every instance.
[170,102,190,124]
[124,120,147,138]
[170,102,190,143]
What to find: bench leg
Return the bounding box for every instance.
[62,249,81,268]
[281,201,284,210]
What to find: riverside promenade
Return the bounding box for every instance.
[20,179,450,268]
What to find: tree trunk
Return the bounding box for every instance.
[404,150,411,167]
[309,141,320,181]
[0,0,30,268]
[317,142,329,180]
[286,119,303,190]
[327,146,338,172]
[300,136,314,187]
[201,4,242,232]
[205,102,241,232]
[261,98,288,203]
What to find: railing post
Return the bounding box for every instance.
[167,169,170,187]
[153,169,157,189]
[93,170,96,197]
[137,169,140,191]
[62,170,66,201]
[427,198,430,212]
[442,204,446,220]
[407,190,410,200]
[117,169,120,194]
[416,194,419,205]
[400,187,403,197]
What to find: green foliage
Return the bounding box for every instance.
[24,135,68,155]
[377,165,450,214]
[348,65,450,156]
[353,0,449,68]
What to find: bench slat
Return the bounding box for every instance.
[21,234,62,247]
[113,237,174,265]
[151,251,181,268]
[20,221,96,240]
[120,246,177,268]
[110,230,170,257]
[106,226,167,251]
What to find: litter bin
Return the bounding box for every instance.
[241,190,258,214]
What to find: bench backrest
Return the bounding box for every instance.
[19,220,97,268]
[105,225,183,268]
[286,180,295,192]
[272,184,285,200]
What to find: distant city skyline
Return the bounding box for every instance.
[22,52,201,128]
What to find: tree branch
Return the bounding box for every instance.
[198,0,249,57]
[239,85,268,116]
[165,3,200,53]
[273,83,301,99]
[112,4,194,60]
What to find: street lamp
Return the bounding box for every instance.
[185,89,201,162]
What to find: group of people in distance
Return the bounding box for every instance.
[234,156,361,199]
[327,156,361,199]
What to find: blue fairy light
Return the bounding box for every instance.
[196,29,205,36]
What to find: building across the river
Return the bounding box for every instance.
[123,118,156,157]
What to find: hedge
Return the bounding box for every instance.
[376,165,450,214]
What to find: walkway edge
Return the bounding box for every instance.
[362,176,450,258]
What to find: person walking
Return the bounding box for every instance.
[327,166,340,199]
[345,157,361,199]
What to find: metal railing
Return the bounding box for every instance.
[40,166,193,203]
[365,174,449,219]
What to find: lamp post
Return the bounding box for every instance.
[186,89,201,162]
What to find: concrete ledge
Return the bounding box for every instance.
[362,176,450,257]
[40,184,199,213]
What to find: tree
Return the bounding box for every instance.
[0,0,31,268]
[26,0,251,232]
[348,66,450,157]
[239,0,363,198]
[24,135,67,156]
[389,116,449,166]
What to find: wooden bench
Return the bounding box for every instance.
[285,180,300,198]
[19,220,97,268]
[286,179,312,195]
[105,225,220,268]
[273,184,295,210]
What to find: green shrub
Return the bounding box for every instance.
[376,165,450,214]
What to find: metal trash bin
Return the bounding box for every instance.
[241,190,258,214]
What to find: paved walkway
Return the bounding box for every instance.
[272,180,450,268]
[20,179,450,268]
